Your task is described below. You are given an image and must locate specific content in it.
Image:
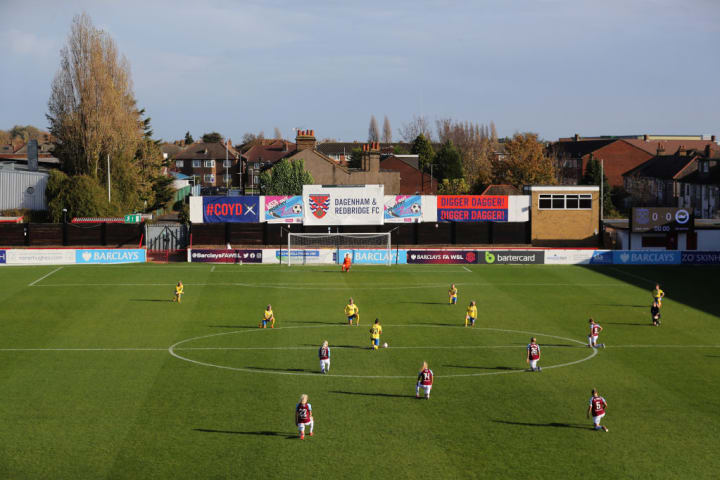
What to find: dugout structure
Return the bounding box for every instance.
[286,232,392,265]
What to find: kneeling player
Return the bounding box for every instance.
[370,318,383,350]
[448,284,458,305]
[342,253,352,272]
[295,394,314,439]
[318,340,331,374]
[526,337,541,372]
[345,298,359,326]
[651,301,661,326]
[259,304,275,328]
[587,318,605,348]
[173,281,184,303]
[416,362,434,399]
[465,301,477,327]
[587,389,609,432]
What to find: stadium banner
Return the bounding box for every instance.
[406,250,478,264]
[544,249,597,265]
[422,196,437,222]
[264,195,303,223]
[202,196,260,223]
[508,196,531,222]
[680,251,720,265]
[588,251,614,265]
[478,250,544,265]
[612,250,681,265]
[338,249,407,264]
[303,185,384,226]
[263,249,336,264]
[437,195,508,222]
[189,249,263,263]
[75,249,146,264]
[1,248,76,265]
[384,195,422,223]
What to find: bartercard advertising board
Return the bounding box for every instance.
[303,185,384,225]
[478,250,544,265]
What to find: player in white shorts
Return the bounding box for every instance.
[416,362,434,399]
[587,388,609,432]
[587,318,605,348]
[526,337,541,372]
[318,340,331,374]
[295,394,314,439]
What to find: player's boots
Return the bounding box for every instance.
[300,433,305,440]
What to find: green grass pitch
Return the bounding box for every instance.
[0,263,719,479]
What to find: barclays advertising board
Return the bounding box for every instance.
[338,249,407,265]
[75,249,146,264]
[0,250,5,264]
[612,251,681,265]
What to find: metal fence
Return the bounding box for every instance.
[145,224,189,251]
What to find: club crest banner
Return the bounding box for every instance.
[384,195,422,223]
[264,196,303,223]
[303,185,384,225]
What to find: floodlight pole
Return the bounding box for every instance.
[107,154,111,203]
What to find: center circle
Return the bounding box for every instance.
[168,325,597,379]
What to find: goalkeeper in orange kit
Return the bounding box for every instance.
[341,253,352,272]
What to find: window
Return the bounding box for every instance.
[253,175,259,185]
[175,160,184,168]
[204,174,215,183]
[223,159,233,167]
[538,193,592,210]
[204,160,215,168]
[192,160,201,168]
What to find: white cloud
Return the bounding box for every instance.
[2,29,58,58]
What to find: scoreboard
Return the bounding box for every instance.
[631,207,692,233]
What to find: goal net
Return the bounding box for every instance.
[286,232,392,266]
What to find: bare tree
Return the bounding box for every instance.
[398,114,432,143]
[368,115,379,142]
[273,127,283,139]
[47,13,141,179]
[435,118,495,191]
[382,116,392,144]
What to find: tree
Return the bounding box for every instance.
[0,130,11,144]
[9,125,43,142]
[393,144,409,155]
[48,13,141,179]
[382,116,392,144]
[399,114,432,143]
[46,170,112,222]
[411,134,435,172]
[435,118,494,191]
[273,127,283,139]
[259,159,314,195]
[582,156,615,217]
[349,147,363,169]
[202,132,223,143]
[438,178,470,194]
[492,133,556,188]
[435,140,464,180]
[368,115,379,142]
[184,131,194,144]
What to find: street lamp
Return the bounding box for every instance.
[62,208,67,224]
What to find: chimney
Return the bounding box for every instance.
[27,139,38,172]
[574,133,579,142]
[678,145,687,156]
[643,134,648,141]
[657,143,665,155]
[705,144,711,157]
[295,129,317,151]
[712,135,716,142]
[363,142,380,173]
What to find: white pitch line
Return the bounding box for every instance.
[211,265,216,272]
[462,266,472,272]
[28,266,63,287]
[0,347,167,351]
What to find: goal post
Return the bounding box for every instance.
[286,232,392,266]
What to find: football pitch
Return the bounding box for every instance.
[0,263,719,479]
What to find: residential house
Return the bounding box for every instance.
[241,139,296,193]
[172,140,241,188]
[677,146,720,218]
[550,134,717,188]
[379,154,436,194]
[481,184,522,196]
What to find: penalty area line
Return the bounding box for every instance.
[28,266,63,287]
[462,266,472,272]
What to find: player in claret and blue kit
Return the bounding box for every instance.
[587,388,609,432]
[416,362,434,399]
[295,394,314,439]
[526,337,541,372]
[587,318,605,348]
[318,340,331,374]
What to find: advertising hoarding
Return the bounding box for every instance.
[264,196,303,223]
[478,250,544,265]
[189,249,263,263]
[384,195,422,223]
[202,196,260,223]
[406,250,478,264]
[437,195,508,222]
[303,185,384,225]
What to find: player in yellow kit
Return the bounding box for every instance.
[652,284,665,308]
[369,318,383,350]
[173,281,184,303]
[259,304,275,328]
[345,298,359,326]
[465,300,477,327]
[448,284,458,304]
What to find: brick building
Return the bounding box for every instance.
[525,185,600,246]
[172,140,241,188]
[379,155,436,194]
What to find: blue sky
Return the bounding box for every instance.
[1,0,718,143]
